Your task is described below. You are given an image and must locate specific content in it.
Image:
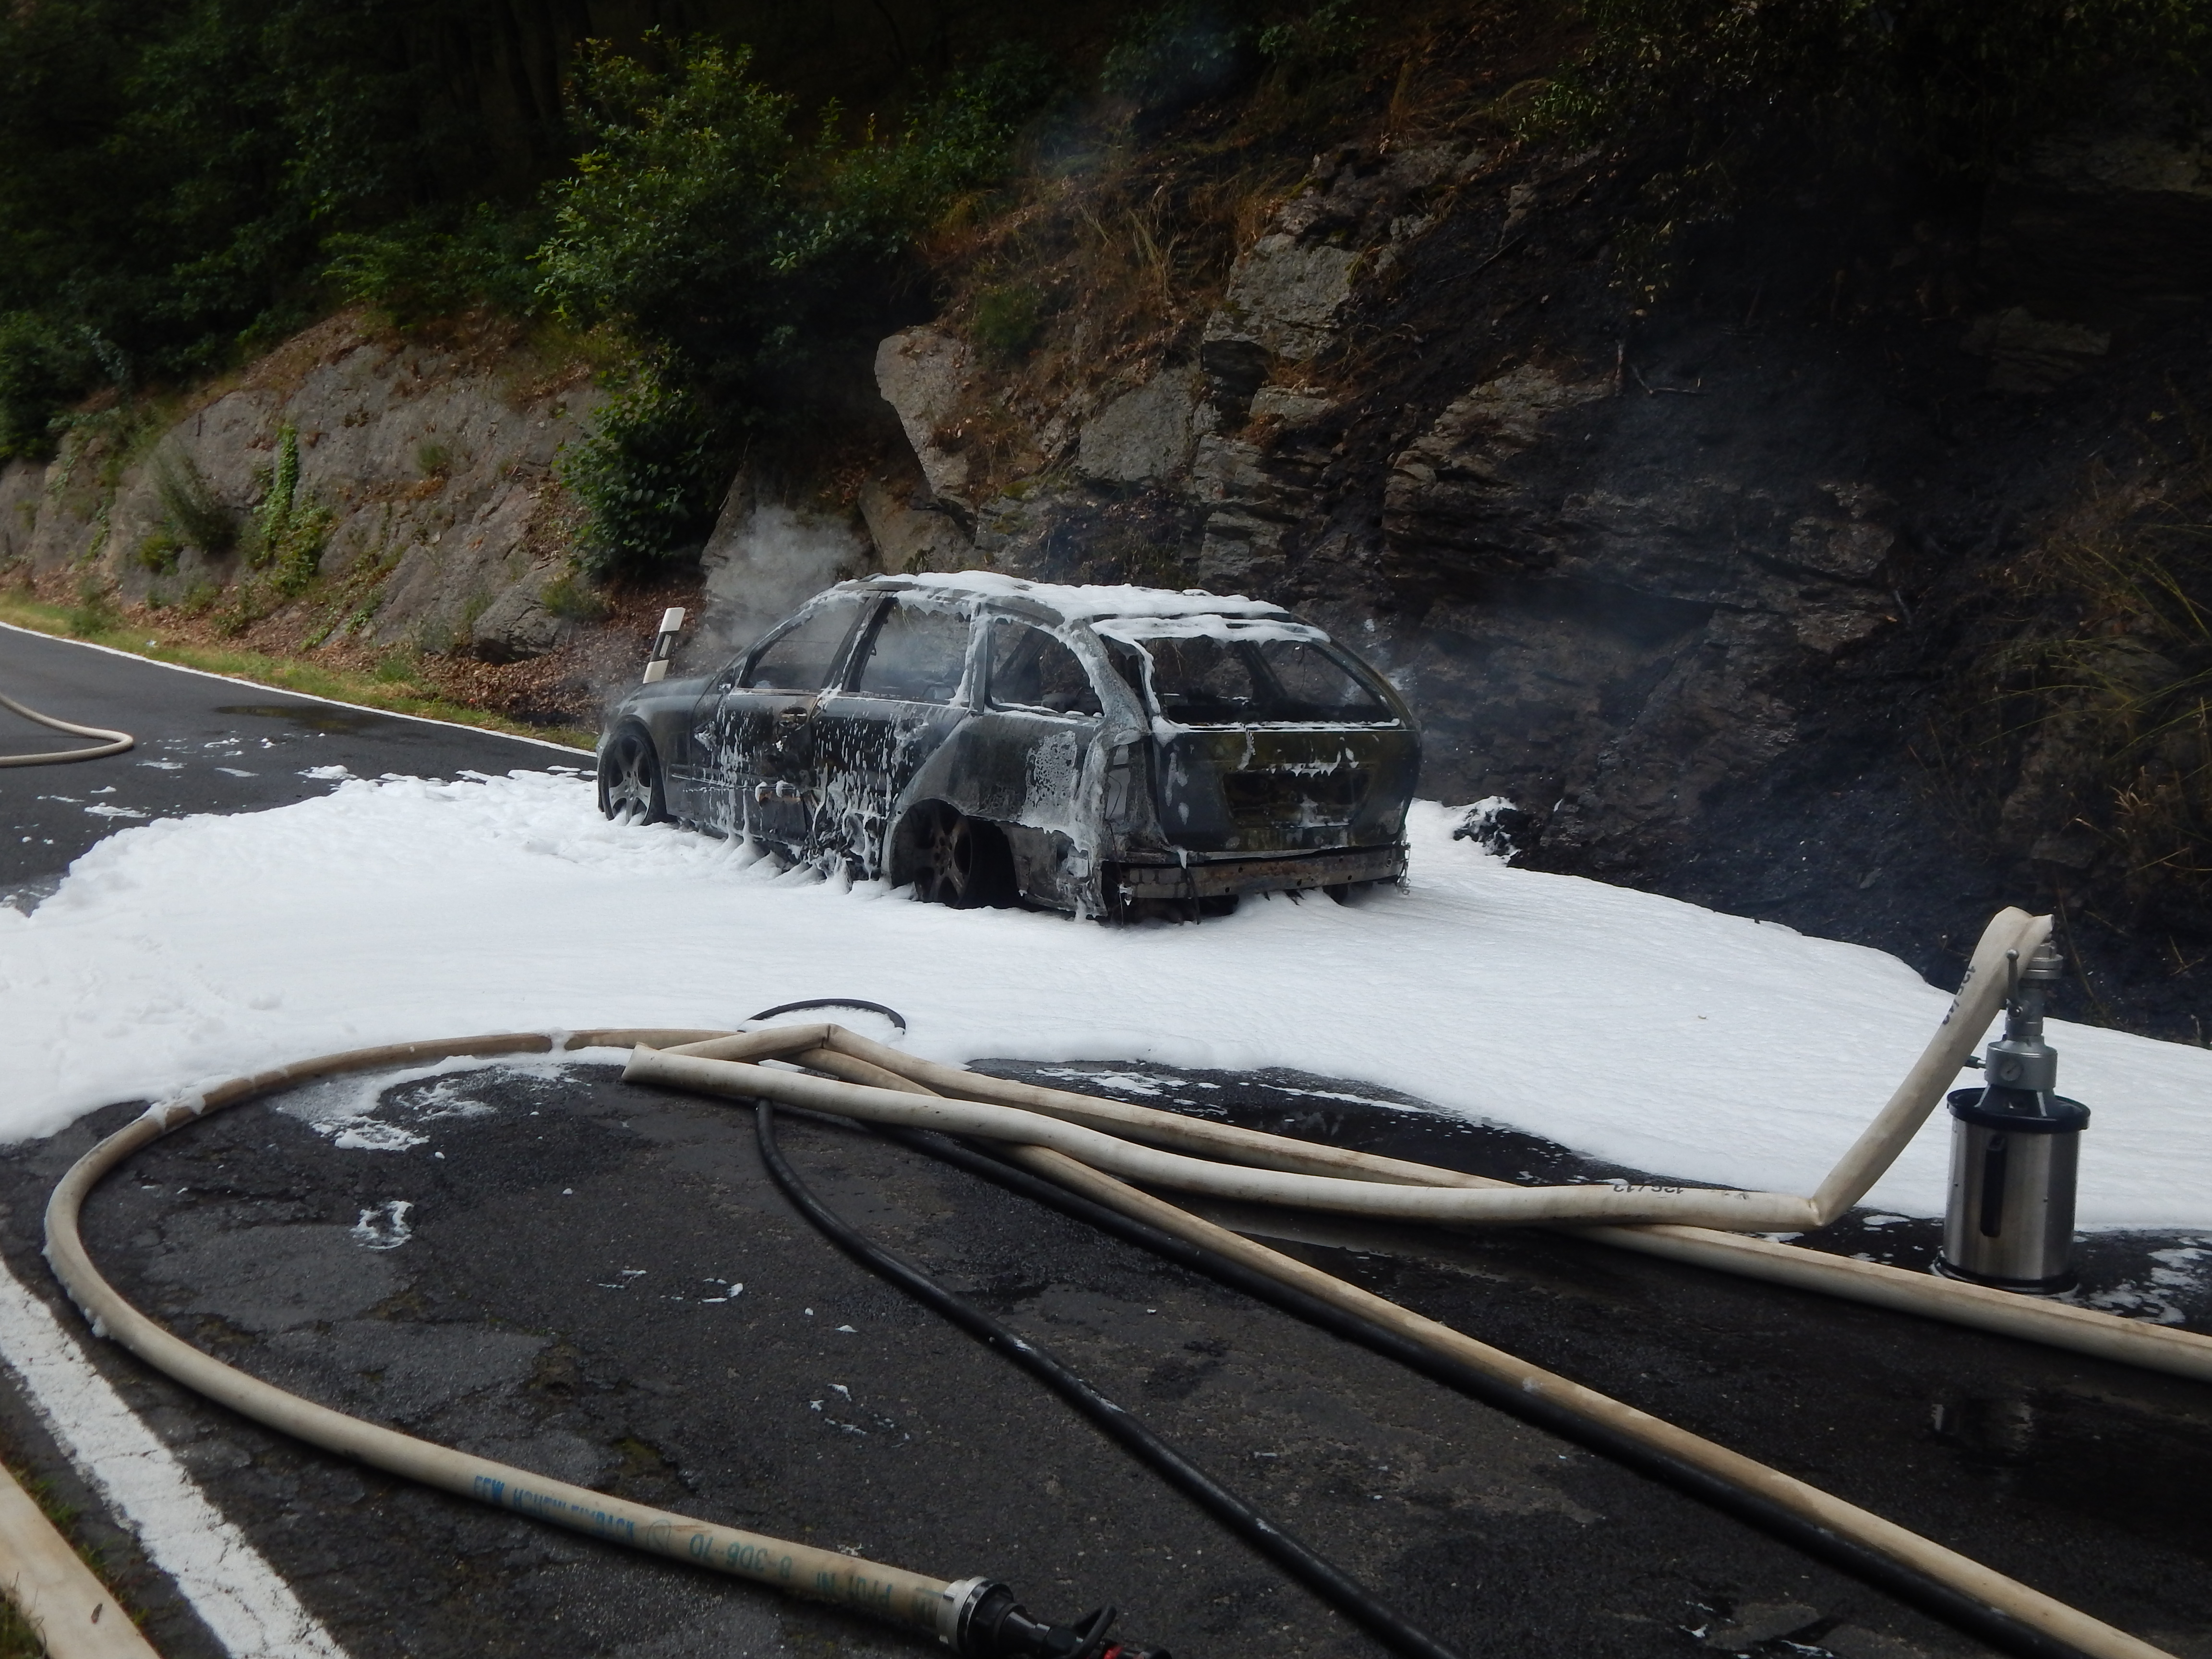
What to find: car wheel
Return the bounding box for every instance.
[907,804,1012,909]
[600,728,667,825]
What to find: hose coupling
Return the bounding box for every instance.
[1981,940,2063,1094]
[939,1578,1168,1659]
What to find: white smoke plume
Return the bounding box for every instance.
[685,502,868,673]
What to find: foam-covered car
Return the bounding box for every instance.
[596,573,1418,916]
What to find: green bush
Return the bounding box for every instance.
[66,574,118,635]
[537,35,1055,577]
[152,445,237,553]
[535,38,813,371]
[323,205,546,326]
[245,424,331,595]
[542,36,1056,368]
[971,285,1044,357]
[137,527,183,574]
[541,571,608,621]
[1256,1,1369,77]
[1100,3,1254,116]
[560,365,724,578]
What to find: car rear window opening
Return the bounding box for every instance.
[1131,635,1394,726]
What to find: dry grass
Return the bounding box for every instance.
[0,1441,151,1658]
[1948,409,2212,928]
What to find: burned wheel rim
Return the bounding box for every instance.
[600,730,664,825]
[912,806,983,907]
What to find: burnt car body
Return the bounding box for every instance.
[596,573,1419,916]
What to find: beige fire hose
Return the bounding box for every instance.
[39,1032,981,1653]
[0,694,133,767]
[31,910,2203,1659]
[38,1029,2185,1659]
[1004,1149,2175,1659]
[619,909,2212,1388]
[743,1038,2179,1659]
[631,908,2048,1237]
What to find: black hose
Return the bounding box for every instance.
[748,998,909,1037]
[753,1102,1469,1659]
[874,1124,2099,1659]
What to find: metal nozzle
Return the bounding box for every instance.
[945,1581,1168,1659]
[1983,942,2064,1095]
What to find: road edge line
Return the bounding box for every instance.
[0,1252,349,1659]
[0,620,594,757]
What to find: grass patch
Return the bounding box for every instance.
[0,1595,41,1658]
[0,592,594,751]
[0,1435,140,1656]
[1939,404,2212,935]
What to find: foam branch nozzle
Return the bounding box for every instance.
[1983,940,2065,1099]
[947,1581,1167,1659]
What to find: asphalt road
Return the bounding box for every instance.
[1,621,586,909]
[2,629,2209,1659]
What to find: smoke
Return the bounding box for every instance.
[686,503,866,673]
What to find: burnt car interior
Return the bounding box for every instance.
[988,622,1103,717]
[854,603,970,703]
[1130,633,1395,726]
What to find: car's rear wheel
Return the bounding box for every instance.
[600,728,667,825]
[906,804,1012,909]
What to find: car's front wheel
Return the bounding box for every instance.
[905,803,1013,909]
[599,728,667,825]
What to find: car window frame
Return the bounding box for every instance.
[841,596,980,706]
[1095,625,1405,728]
[728,594,875,694]
[982,616,1106,721]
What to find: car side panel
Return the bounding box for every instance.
[813,693,972,871]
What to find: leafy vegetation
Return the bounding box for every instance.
[245,424,331,596]
[560,362,726,577]
[537,33,1061,573]
[323,206,548,327]
[1100,2,1257,118]
[0,313,92,462]
[0,1591,42,1659]
[152,445,238,554]
[970,284,1046,358]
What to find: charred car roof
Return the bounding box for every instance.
[827,572,1323,640]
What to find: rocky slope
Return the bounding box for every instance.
[832,115,2212,1032]
[1,316,593,658]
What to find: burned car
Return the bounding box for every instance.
[596,574,1418,917]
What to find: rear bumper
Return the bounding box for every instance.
[1112,842,1407,902]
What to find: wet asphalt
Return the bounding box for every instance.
[1,629,2210,1659]
[0,621,587,909]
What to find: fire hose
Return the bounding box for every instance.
[36,913,2208,1659]
[0,693,133,767]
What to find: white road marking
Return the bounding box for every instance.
[0,1254,349,1659]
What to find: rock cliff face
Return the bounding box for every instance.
[0,315,597,663]
[858,119,2212,1021]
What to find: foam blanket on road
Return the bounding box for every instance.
[4,775,2210,1226]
